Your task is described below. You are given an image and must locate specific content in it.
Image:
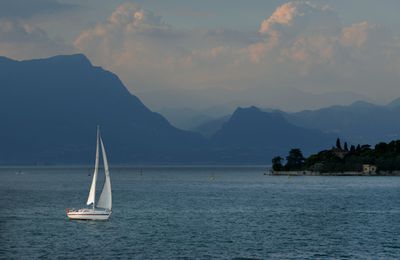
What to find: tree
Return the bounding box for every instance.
[336,138,342,150]
[375,142,388,156]
[285,148,305,170]
[272,156,283,171]
[361,144,371,151]
[274,139,400,174]
[344,142,349,151]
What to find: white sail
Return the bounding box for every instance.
[96,136,112,210]
[86,128,100,206]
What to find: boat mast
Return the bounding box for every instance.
[86,126,100,209]
[93,126,100,210]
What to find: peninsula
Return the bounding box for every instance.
[271,138,400,176]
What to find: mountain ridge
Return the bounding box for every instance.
[194,99,400,145]
[210,106,335,163]
[0,54,207,164]
[1,54,399,164]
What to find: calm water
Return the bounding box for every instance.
[1,166,400,259]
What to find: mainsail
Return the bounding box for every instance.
[86,128,100,206]
[96,136,112,210]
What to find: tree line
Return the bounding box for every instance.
[272,138,400,173]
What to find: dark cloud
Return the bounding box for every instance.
[0,0,79,19]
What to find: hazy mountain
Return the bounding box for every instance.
[193,115,230,138]
[158,107,214,130]
[210,107,334,163]
[193,107,284,138]
[283,100,400,144]
[0,54,207,164]
[3,54,397,165]
[196,99,400,150]
[387,98,400,108]
[158,102,244,130]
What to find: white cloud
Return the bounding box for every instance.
[251,1,400,86]
[259,1,340,47]
[74,3,181,87]
[341,21,372,48]
[107,3,170,33]
[73,1,400,111]
[73,3,254,93]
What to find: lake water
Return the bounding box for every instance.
[1,166,400,259]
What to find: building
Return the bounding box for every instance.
[363,164,377,174]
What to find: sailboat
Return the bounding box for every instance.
[67,127,112,220]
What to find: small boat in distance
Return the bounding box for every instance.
[67,126,112,220]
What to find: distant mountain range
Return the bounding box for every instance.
[210,107,334,163]
[284,101,400,144]
[194,100,400,146]
[157,107,215,131]
[0,54,398,164]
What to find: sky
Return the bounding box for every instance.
[1,0,400,112]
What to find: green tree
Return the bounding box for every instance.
[272,156,283,171]
[274,139,400,173]
[336,138,342,150]
[344,142,349,151]
[285,148,305,170]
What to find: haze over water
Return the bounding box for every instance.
[1,166,400,259]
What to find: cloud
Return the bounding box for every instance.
[254,1,341,67]
[341,21,372,48]
[0,20,72,60]
[0,0,78,19]
[74,1,400,111]
[259,1,340,47]
[74,3,199,100]
[74,3,174,67]
[74,3,255,91]
[252,1,400,81]
[107,3,171,34]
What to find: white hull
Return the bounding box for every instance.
[67,208,111,221]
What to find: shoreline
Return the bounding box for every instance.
[271,170,400,176]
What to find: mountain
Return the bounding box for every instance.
[0,54,207,164]
[158,107,214,130]
[158,102,241,131]
[387,97,400,108]
[193,107,284,138]
[197,99,400,151]
[3,54,397,165]
[210,107,334,163]
[283,101,400,144]
[193,115,230,138]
